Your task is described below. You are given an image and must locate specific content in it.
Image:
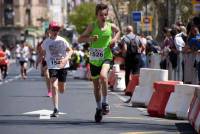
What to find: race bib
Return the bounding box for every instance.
[50,57,61,66]
[89,48,104,60]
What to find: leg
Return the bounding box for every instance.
[44,66,52,97]
[23,62,28,78]
[100,63,110,102]
[48,69,59,117]
[50,77,59,117]
[92,78,103,122]
[90,64,103,122]
[100,63,111,115]
[125,64,131,87]
[57,68,68,93]
[20,62,25,79]
[51,77,59,109]
[2,65,7,79]
[58,81,65,93]
[92,78,101,107]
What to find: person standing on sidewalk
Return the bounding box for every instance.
[78,3,120,122]
[36,21,73,117]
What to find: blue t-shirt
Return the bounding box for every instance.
[189,34,200,50]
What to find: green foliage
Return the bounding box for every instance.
[68,2,96,34]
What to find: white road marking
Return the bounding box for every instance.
[23,109,67,119]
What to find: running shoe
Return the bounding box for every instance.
[102,103,110,115]
[50,108,59,117]
[94,108,102,123]
[47,91,52,97]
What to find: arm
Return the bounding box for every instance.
[121,37,127,57]
[78,24,95,43]
[110,23,120,48]
[36,45,45,69]
[59,44,74,69]
[65,47,73,61]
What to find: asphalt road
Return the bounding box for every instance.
[0,62,197,134]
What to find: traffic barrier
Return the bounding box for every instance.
[176,84,199,119]
[195,110,200,134]
[147,80,183,117]
[188,88,200,128]
[165,84,199,119]
[131,86,152,107]
[113,64,120,73]
[108,64,120,88]
[113,71,126,92]
[139,68,168,87]
[195,89,200,134]
[125,74,139,96]
[131,68,168,107]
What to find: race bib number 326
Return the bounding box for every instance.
[89,48,104,60]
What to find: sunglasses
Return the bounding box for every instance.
[50,28,60,32]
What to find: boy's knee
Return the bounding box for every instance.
[59,89,64,94]
[100,75,107,82]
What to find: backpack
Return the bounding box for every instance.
[123,35,140,56]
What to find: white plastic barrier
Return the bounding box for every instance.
[194,88,200,133]
[131,86,153,107]
[139,68,168,87]
[113,64,120,73]
[131,68,168,107]
[113,71,126,92]
[195,111,200,134]
[188,88,200,128]
[165,84,198,119]
[177,84,200,119]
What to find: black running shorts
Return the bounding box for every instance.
[48,68,68,82]
[90,60,111,79]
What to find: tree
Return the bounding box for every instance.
[68,2,96,34]
[127,0,193,41]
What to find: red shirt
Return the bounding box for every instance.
[0,50,8,65]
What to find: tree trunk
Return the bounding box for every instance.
[110,0,122,32]
[154,1,168,42]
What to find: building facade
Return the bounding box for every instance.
[0,0,119,49]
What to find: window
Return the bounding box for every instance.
[4,0,13,5]
[4,7,14,25]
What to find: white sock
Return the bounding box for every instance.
[96,101,102,109]
[102,96,107,104]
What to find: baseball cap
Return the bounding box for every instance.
[48,21,61,31]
